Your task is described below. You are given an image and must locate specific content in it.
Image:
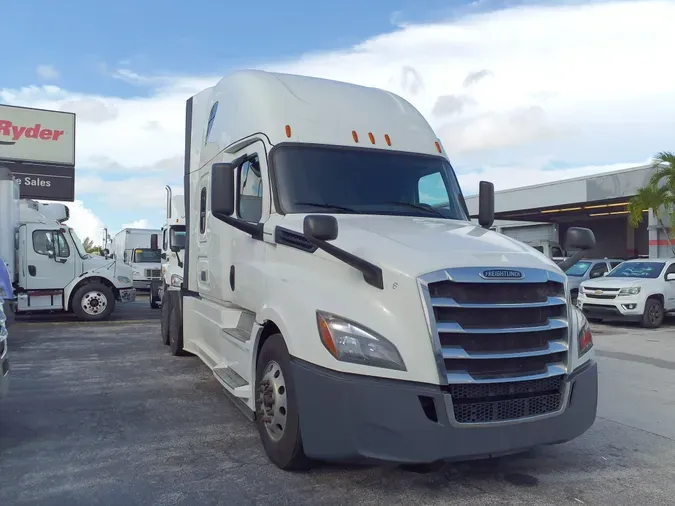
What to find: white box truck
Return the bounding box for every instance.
[164,70,598,470]
[112,228,162,291]
[0,167,136,321]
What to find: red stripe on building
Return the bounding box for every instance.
[649,240,672,246]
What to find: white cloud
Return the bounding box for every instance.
[122,219,151,229]
[2,0,674,217]
[36,65,59,80]
[38,200,105,245]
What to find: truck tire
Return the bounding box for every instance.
[72,282,116,321]
[160,291,171,346]
[150,282,160,309]
[255,333,309,471]
[168,302,186,356]
[641,297,664,328]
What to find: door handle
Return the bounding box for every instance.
[28,265,36,276]
[56,258,67,264]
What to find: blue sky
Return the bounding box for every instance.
[1,0,673,243]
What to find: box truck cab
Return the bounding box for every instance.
[0,167,136,321]
[166,70,598,470]
[112,228,162,290]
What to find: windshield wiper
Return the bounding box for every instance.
[385,201,446,218]
[295,202,361,214]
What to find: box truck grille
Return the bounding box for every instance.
[419,267,569,425]
[145,269,161,279]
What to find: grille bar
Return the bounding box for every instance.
[437,317,567,335]
[445,363,568,384]
[431,295,566,309]
[442,339,568,360]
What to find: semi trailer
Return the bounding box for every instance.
[164,70,598,470]
[0,167,136,321]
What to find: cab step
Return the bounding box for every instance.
[213,365,249,390]
[220,309,255,343]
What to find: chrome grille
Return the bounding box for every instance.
[418,266,569,425]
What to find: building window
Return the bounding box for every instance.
[238,156,263,223]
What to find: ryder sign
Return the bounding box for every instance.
[0,104,75,166]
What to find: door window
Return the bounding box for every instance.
[32,230,69,258]
[199,187,207,234]
[589,262,608,278]
[238,156,263,222]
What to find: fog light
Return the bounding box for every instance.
[622,303,637,310]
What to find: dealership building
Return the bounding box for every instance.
[465,164,672,260]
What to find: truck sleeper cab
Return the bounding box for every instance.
[168,70,599,470]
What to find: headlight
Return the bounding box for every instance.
[117,276,131,284]
[132,270,142,278]
[315,311,406,371]
[170,274,183,287]
[578,320,593,357]
[618,287,641,296]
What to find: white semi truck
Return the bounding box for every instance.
[165,70,598,470]
[151,185,186,337]
[111,228,162,291]
[0,167,136,321]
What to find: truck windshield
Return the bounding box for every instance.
[170,226,186,250]
[606,261,665,278]
[565,261,592,276]
[69,228,90,259]
[271,145,469,220]
[133,249,162,263]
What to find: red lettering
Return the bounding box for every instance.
[0,119,65,141]
[25,124,40,138]
[12,125,26,140]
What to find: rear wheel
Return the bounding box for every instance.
[160,290,171,345]
[642,297,664,328]
[255,334,309,471]
[168,303,186,356]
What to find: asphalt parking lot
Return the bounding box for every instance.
[1,302,675,506]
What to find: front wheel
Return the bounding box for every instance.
[160,290,171,346]
[168,303,186,356]
[642,298,664,328]
[255,334,309,471]
[72,283,115,321]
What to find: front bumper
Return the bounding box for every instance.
[133,280,156,290]
[119,287,136,303]
[578,294,643,321]
[291,359,598,464]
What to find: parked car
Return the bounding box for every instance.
[577,258,675,328]
[565,258,624,304]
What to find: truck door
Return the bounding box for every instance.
[25,228,76,290]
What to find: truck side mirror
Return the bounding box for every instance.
[478,181,494,229]
[150,234,158,250]
[566,227,595,251]
[123,252,127,263]
[304,215,338,241]
[102,248,109,257]
[211,162,235,216]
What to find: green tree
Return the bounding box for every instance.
[627,151,675,255]
[82,237,101,254]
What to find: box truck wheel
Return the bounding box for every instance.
[168,303,186,356]
[72,283,115,321]
[255,333,309,471]
[160,291,171,345]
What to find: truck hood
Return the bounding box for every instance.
[83,256,133,280]
[277,214,562,278]
[580,276,647,289]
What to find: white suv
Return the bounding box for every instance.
[578,259,675,328]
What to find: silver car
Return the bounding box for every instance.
[565,258,625,304]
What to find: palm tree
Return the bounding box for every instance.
[627,152,675,255]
